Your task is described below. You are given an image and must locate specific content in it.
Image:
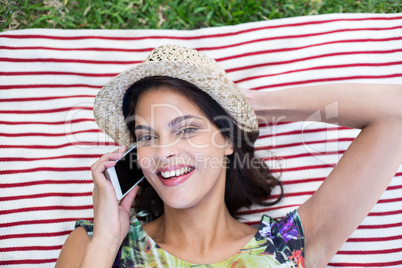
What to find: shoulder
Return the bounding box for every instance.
[141,216,164,242]
[75,220,94,238]
[55,226,91,268]
[259,210,304,239]
[256,210,305,265]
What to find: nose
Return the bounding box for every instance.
[153,135,181,162]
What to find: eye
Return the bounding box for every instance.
[137,134,155,142]
[178,127,197,135]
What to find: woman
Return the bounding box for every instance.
[56,45,402,267]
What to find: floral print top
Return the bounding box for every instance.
[75,210,304,267]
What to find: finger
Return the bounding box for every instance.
[93,146,128,167]
[113,145,128,160]
[91,160,116,183]
[115,145,127,153]
[91,145,128,177]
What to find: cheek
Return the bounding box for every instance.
[184,131,214,149]
[192,147,227,172]
[136,148,155,172]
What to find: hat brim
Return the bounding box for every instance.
[94,61,258,147]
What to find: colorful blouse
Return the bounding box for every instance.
[75,210,304,267]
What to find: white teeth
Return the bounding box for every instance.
[160,167,193,179]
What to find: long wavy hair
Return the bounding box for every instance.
[122,76,283,221]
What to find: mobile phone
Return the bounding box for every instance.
[104,144,145,201]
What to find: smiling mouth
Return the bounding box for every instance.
[158,167,195,179]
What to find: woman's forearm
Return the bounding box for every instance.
[79,237,119,268]
[251,83,402,129]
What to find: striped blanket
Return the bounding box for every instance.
[1,13,401,267]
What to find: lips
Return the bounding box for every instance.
[156,165,195,187]
[159,166,195,179]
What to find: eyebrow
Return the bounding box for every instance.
[134,115,202,132]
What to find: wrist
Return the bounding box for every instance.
[251,90,285,122]
[80,237,120,267]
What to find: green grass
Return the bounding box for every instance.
[1,0,401,31]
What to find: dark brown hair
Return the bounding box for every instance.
[123,76,283,221]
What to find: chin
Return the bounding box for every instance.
[160,193,200,211]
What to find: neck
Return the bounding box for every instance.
[142,185,258,263]
[162,196,237,248]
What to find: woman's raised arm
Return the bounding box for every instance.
[244,84,402,267]
[56,146,139,268]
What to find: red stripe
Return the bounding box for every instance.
[368,209,402,217]
[358,222,402,229]
[0,205,93,215]
[2,49,401,74]
[347,234,402,243]
[0,70,117,77]
[269,191,316,200]
[268,188,401,202]
[0,154,102,162]
[259,126,349,139]
[0,118,95,125]
[253,74,402,90]
[328,260,402,267]
[0,192,92,202]
[0,217,93,228]
[0,154,101,162]
[337,247,402,255]
[2,73,401,94]
[226,50,402,73]
[0,95,96,102]
[0,259,57,265]
[0,129,100,137]
[0,70,118,77]
[258,121,295,127]
[223,46,402,66]
[237,204,300,215]
[2,35,402,55]
[269,184,401,200]
[378,197,402,204]
[0,57,139,64]
[0,179,93,188]
[0,84,101,90]
[0,166,90,175]
[0,230,71,240]
[0,45,153,52]
[234,61,402,84]
[386,184,402,191]
[261,150,346,161]
[375,197,402,205]
[1,16,401,41]
[0,245,62,252]
[245,220,261,225]
[204,34,402,53]
[0,106,93,114]
[282,177,326,185]
[256,138,355,150]
[270,164,336,173]
[0,141,118,149]
[281,177,400,187]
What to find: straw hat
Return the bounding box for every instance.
[93,44,258,147]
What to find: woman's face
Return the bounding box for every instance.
[134,86,233,210]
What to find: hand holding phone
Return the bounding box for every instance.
[104,144,145,200]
